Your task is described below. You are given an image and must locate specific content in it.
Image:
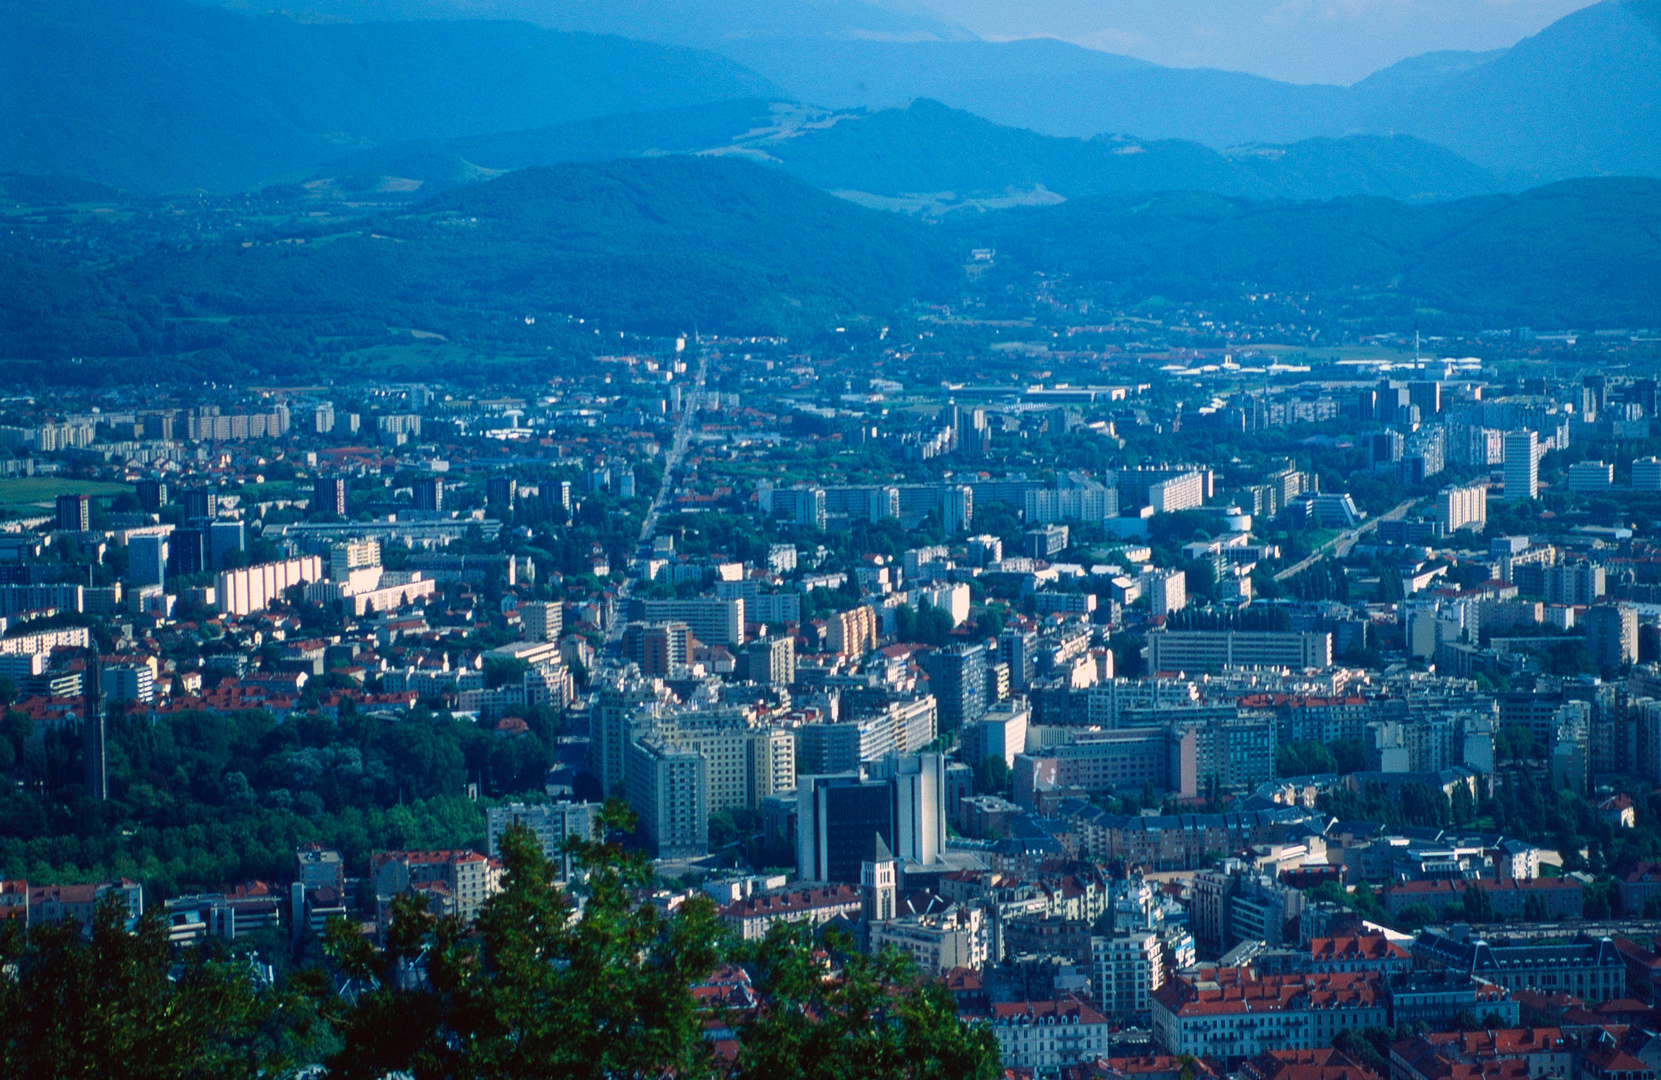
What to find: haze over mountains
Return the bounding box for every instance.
[5,0,1658,195]
[0,0,777,191]
[311,99,1502,213]
[4,0,1660,372]
[214,0,977,48]
[719,0,1661,183]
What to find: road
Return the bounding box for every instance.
[600,351,709,658]
[1272,498,1420,583]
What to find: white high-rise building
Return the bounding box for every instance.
[1634,457,1661,492]
[870,751,948,870]
[520,601,562,643]
[1142,568,1187,617]
[625,737,708,859]
[330,540,381,580]
[1504,430,1539,501]
[1148,472,1205,514]
[486,801,601,880]
[1436,483,1487,534]
[103,663,155,704]
[941,485,973,536]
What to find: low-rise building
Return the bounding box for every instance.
[869,904,990,975]
[20,879,145,932]
[718,884,863,942]
[1300,934,1414,975]
[1382,878,1583,920]
[1616,862,1661,917]
[1151,970,1386,1061]
[1384,971,1520,1028]
[1410,931,1624,1004]
[371,849,502,925]
[163,882,284,944]
[1390,1027,1571,1080]
[990,998,1115,1074]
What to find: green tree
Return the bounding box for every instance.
[326,802,723,1079]
[973,754,1010,795]
[1461,882,1496,923]
[1496,725,1537,761]
[0,894,322,1077]
[1277,740,1337,777]
[1451,782,1477,827]
[733,924,1000,1080]
[1397,903,1438,930]
[1331,738,1368,773]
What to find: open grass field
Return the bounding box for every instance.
[0,477,131,510]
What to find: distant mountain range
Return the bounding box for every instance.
[6,159,1660,383]
[964,178,1661,330]
[0,0,777,191]
[208,0,976,47]
[1,158,956,371]
[7,0,1659,194]
[307,99,1504,212]
[717,0,1661,183]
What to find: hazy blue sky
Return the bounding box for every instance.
[920,0,1598,83]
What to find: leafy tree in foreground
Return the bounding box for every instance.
[326,800,723,1080]
[0,895,324,1078]
[735,923,1001,1080]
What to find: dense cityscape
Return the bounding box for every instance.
[6,0,1661,1072]
[7,316,1661,1075]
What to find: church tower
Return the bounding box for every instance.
[861,833,896,924]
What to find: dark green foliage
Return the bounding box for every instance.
[405,157,959,330]
[319,810,1002,1079]
[1332,1026,1418,1074]
[735,923,1001,1080]
[1461,881,1496,922]
[753,99,1499,205]
[1396,903,1439,930]
[893,598,955,646]
[1276,740,1336,778]
[0,704,555,892]
[1495,725,1538,761]
[1319,781,1453,832]
[5,157,958,371]
[0,813,1002,1079]
[8,158,1661,381]
[1305,880,1386,923]
[973,753,1010,796]
[965,178,1661,329]
[0,894,326,1077]
[326,807,727,1079]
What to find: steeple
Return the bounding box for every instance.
[861,832,896,924]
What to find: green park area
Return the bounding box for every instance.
[0,478,132,515]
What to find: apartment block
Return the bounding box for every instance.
[1146,631,1332,673]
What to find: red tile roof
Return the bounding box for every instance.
[992,999,1110,1025]
[1154,970,1382,1017]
